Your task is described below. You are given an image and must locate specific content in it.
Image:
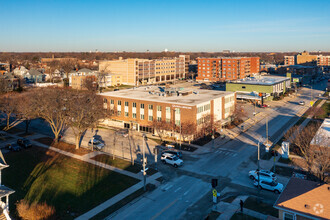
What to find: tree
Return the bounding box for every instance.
[66,90,105,149]
[28,87,71,142]
[285,122,329,182]
[152,120,172,142]
[60,60,75,87]
[17,199,55,220]
[230,103,246,126]
[48,60,60,83]
[0,93,19,130]
[180,121,196,144]
[16,92,36,134]
[82,76,98,92]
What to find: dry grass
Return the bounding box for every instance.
[16,199,55,220]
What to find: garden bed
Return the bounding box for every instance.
[243,197,278,217]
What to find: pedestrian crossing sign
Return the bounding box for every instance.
[213,189,217,197]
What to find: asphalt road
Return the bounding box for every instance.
[107,80,327,219]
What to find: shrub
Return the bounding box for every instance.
[17,199,55,220]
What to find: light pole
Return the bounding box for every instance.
[142,134,147,191]
[266,117,269,146]
[257,141,261,201]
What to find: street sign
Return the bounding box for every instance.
[212,189,217,197]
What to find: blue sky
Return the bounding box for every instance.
[1,0,330,52]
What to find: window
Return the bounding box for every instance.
[140,114,145,120]
[157,106,162,111]
[133,102,137,108]
[133,113,136,118]
[117,111,121,116]
[149,105,153,110]
[118,100,121,105]
[166,107,171,113]
[125,101,129,106]
[110,99,114,104]
[166,118,171,123]
[283,212,295,220]
[242,86,246,89]
[175,120,180,126]
[148,115,153,121]
[103,98,107,103]
[141,103,144,109]
[124,112,129,117]
[157,117,161,121]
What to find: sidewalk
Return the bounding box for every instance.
[216,196,268,220]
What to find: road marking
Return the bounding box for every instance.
[184,189,191,196]
[233,153,237,157]
[174,187,182,192]
[164,184,173,191]
[150,199,178,220]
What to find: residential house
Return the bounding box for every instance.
[25,69,45,83]
[274,177,329,220]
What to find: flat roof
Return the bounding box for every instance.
[310,118,330,147]
[228,76,289,86]
[100,86,235,106]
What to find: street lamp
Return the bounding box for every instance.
[142,133,148,191]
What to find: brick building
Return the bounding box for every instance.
[317,55,330,66]
[99,55,188,86]
[284,56,295,66]
[196,57,260,82]
[100,86,236,140]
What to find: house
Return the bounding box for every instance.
[25,69,45,83]
[310,118,330,148]
[0,73,20,92]
[274,177,329,220]
[13,66,28,77]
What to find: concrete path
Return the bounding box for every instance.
[75,172,162,220]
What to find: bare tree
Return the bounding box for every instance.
[16,93,36,134]
[60,60,76,87]
[0,93,19,130]
[152,120,172,142]
[66,90,105,149]
[48,60,59,83]
[180,121,196,144]
[28,87,70,142]
[82,76,98,92]
[230,103,246,125]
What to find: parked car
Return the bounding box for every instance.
[160,153,183,168]
[165,143,176,149]
[259,104,268,108]
[253,180,283,194]
[162,150,182,159]
[299,101,305,105]
[6,144,21,152]
[88,138,105,151]
[17,138,32,148]
[249,170,277,182]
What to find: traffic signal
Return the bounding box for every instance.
[211,178,218,188]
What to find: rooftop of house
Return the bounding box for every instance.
[28,69,43,76]
[77,68,93,73]
[228,76,289,86]
[274,177,330,220]
[101,86,235,106]
[310,118,330,147]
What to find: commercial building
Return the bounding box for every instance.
[99,55,187,86]
[100,86,236,140]
[296,51,317,65]
[226,76,291,101]
[196,57,260,82]
[274,177,329,220]
[317,55,330,66]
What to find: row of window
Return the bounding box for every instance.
[197,103,210,113]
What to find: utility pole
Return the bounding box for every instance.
[266,117,268,145]
[179,122,182,150]
[142,134,147,191]
[257,141,261,202]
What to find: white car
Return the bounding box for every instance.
[88,138,105,151]
[161,153,183,168]
[299,101,305,105]
[249,170,277,182]
[254,180,283,194]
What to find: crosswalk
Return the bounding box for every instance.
[214,148,238,157]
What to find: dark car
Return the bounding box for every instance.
[6,144,21,152]
[17,138,32,148]
[162,150,183,159]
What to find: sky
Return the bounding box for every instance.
[1,0,330,52]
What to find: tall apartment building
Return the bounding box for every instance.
[99,55,187,86]
[317,55,330,66]
[296,51,317,64]
[196,57,260,82]
[284,56,295,66]
[100,86,236,140]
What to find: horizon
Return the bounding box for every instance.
[2,0,330,52]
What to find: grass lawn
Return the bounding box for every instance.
[271,165,294,177]
[243,197,278,217]
[91,154,157,176]
[34,137,54,146]
[231,212,259,220]
[3,147,139,219]
[205,211,221,220]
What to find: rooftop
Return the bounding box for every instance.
[310,118,330,147]
[101,86,234,106]
[229,76,289,85]
[274,178,329,220]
